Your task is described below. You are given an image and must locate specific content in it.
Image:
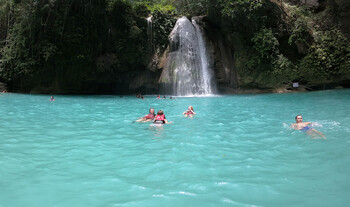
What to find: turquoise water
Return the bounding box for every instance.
[1,90,350,207]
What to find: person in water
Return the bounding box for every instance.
[183,106,196,118]
[290,115,326,139]
[50,96,55,101]
[136,108,155,122]
[154,110,171,124]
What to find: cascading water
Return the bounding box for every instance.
[146,16,153,62]
[192,19,216,95]
[159,17,216,96]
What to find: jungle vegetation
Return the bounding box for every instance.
[0,0,349,93]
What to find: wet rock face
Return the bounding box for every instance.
[300,0,320,8]
[0,82,7,92]
[129,71,158,92]
[334,0,350,39]
[283,0,320,7]
[201,21,238,90]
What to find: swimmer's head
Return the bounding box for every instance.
[149,108,155,114]
[188,106,193,110]
[295,115,302,123]
[157,110,164,115]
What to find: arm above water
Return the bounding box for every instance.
[164,119,173,124]
[136,115,147,122]
[290,123,298,129]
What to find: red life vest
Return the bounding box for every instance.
[144,113,155,119]
[186,110,194,115]
[155,114,165,121]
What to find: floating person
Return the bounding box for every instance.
[183,106,196,118]
[157,95,160,99]
[135,108,155,123]
[290,115,326,139]
[136,93,141,98]
[50,96,55,101]
[154,110,171,124]
[163,96,166,99]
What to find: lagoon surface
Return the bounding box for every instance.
[1,90,350,207]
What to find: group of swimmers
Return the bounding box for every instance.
[135,106,196,124]
[136,94,176,99]
[157,95,175,99]
[48,94,326,139]
[136,110,326,139]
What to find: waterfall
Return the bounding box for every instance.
[159,16,216,96]
[146,16,153,62]
[192,19,216,95]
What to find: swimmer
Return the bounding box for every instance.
[135,108,155,122]
[50,96,55,101]
[183,106,196,118]
[153,110,171,124]
[157,95,160,99]
[290,115,326,139]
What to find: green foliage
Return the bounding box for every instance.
[288,18,309,45]
[287,6,310,46]
[164,0,210,16]
[271,54,297,83]
[149,3,176,14]
[299,29,350,82]
[0,0,150,86]
[219,0,264,19]
[0,0,13,41]
[0,1,38,80]
[152,8,176,51]
[133,2,150,17]
[251,27,279,60]
[107,0,134,34]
